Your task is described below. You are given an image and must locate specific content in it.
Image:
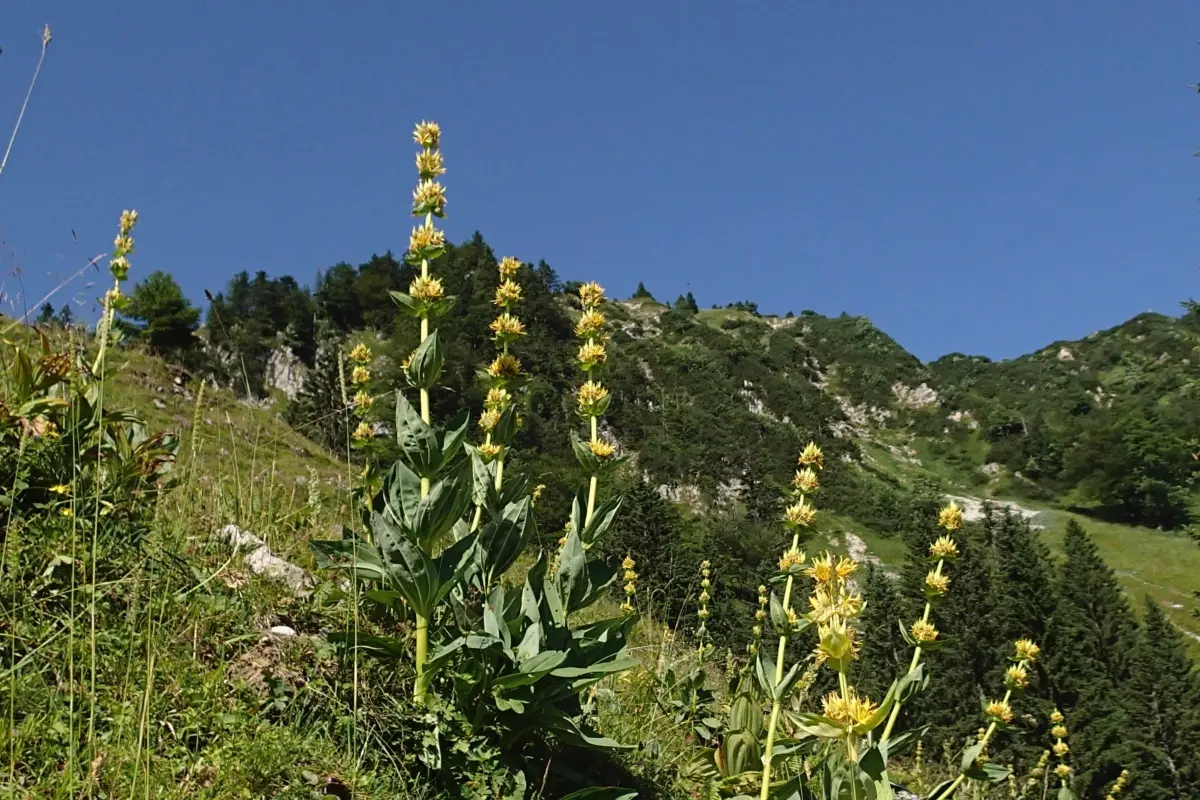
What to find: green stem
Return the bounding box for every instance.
[585,414,599,526]
[759,527,803,800]
[413,245,433,703]
[880,557,945,743]
[931,683,1018,800]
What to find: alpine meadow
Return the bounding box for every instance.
[4,15,1200,800]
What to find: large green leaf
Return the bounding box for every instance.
[406,329,444,390]
[478,497,535,584]
[491,650,568,690]
[395,392,439,476]
[382,460,423,529]
[411,461,472,545]
[558,789,638,800]
[310,537,388,584]
[540,707,632,750]
[580,494,623,547]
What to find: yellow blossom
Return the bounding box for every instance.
[577,341,607,370]
[779,549,806,572]
[119,209,139,234]
[109,255,130,280]
[353,390,374,410]
[350,366,371,385]
[348,343,372,364]
[498,256,521,279]
[929,535,959,559]
[1051,724,1068,738]
[579,281,605,308]
[1015,639,1041,662]
[798,441,824,469]
[485,387,511,410]
[1054,764,1071,779]
[408,223,446,255]
[575,309,607,338]
[783,497,817,527]
[821,687,879,728]
[61,507,74,518]
[415,149,446,179]
[1053,741,1069,757]
[985,698,1013,724]
[412,180,447,214]
[489,313,526,339]
[487,354,523,379]
[531,484,546,506]
[622,555,636,570]
[479,409,502,432]
[577,380,610,416]
[478,442,503,461]
[49,484,71,495]
[835,556,858,580]
[910,619,939,643]
[925,570,950,595]
[1005,664,1029,689]
[1050,709,1065,724]
[413,121,441,149]
[352,421,373,442]
[792,467,819,493]
[938,502,964,531]
[806,552,836,584]
[494,279,522,307]
[410,275,445,302]
[588,439,616,458]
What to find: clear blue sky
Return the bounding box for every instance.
[2,1,1198,361]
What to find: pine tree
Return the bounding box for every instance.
[632,281,655,301]
[35,303,54,325]
[285,317,352,454]
[1127,597,1200,798]
[123,270,200,357]
[1045,520,1160,799]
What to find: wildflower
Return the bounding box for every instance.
[798,441,824,469]
[38,353,71,379]
[531,484,546,506]
[410,275,445,302]
[817,617,855,660]
[1050,709,1065,724]
[1052,741,1069,757]
[910,619,939,642]
[783,497,817,527]
[778,549,806,572]
[61,507,74,518]
[575,309,607,338]
[353,390,374,410]
[413,121,441,149]
[479,409,502,433]
[751,625,762,637]
[806,552,836,584]
[408,222,446,255]
[400,351,413,370]
[412,180,447,215]
[822,687,879,728]
[785,608,799,627]
[415,149,446,179]
[351,366,371,385]
[119,209,139,234]
[49,484,71,495]
[792,467,819,494]
[489,313,526,339]
[352,421,373,442]
[1054,764,1071,779]
[577,380,610,417]
[755,608,767,621]
[699,606,711,621]
[498,256,521,279]
[494,279,522,307]
[1051,724,1068,738]
[578,281,605,308]
[113,234,134,257]
[1004,664,1029,689]
[348,343,372,364]
[834,556,858,580]
[485,387,511,410]
[109,255,130,280]
[577,341,607,370]
[937,502,964,531]
[985,698,1013,724]
[929,535,959,559]
[486,354,523,379]
[925,570,950,595]
[1014,639,1041,662]
[478,442,503,461]
[588,439,616,458]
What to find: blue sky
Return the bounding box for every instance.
[1,1,1197,361]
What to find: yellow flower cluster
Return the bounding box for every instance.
[110,209,139,281]
[821,686,879,728]
[348,342,374,441]
[621,554,637,613]
[696,560,714,659]
[1048,707,1074,786]
[573,281,614,465]
[749,583,768,654]
[1105,769,1130,800]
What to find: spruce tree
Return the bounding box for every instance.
[1045,520,1160,799]
[632,281,655,301]
[1127,597,1200,798]
[285,316,352,454]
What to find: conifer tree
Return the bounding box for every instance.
[285,316,352,454]
[853,562,907,702]
[1127,597,1200,798]
[632,281,655,301]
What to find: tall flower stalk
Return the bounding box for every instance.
[758,442,823,798]
[397,120,450,694]
[574,282,612,526]
[697,560,713,664]
[879,501,963,742]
